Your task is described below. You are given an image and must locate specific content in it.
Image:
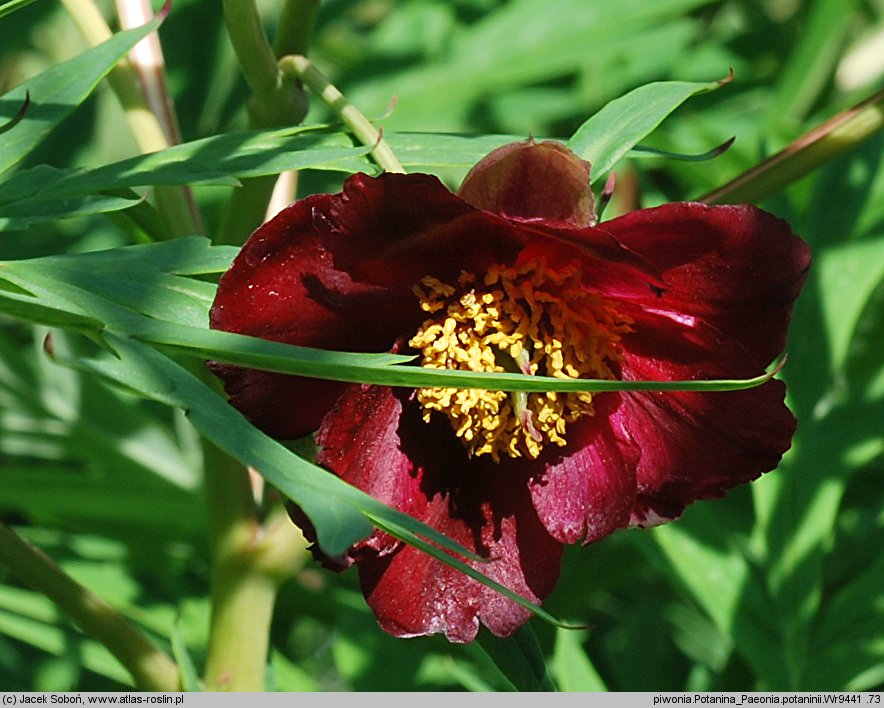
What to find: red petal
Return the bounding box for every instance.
[458,140,597,228]
[600,202,811,370]
[522,203,807,541]
[325,172,525,285]
[611,379,795,525]
[525,393,640,545]
[592,202,805,520]
[315,385,562,642]
[210,173,523,438]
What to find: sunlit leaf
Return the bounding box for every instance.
[0,12,164,174]
[567,76,729,182]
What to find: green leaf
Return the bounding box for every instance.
[385,132,525,170]
[630,137,735,163]
[0,239,783,397]
[813,554,884,655]
[0,0,40,20]
[767,0,863,127]
[815,238,884,374]
[567,76,728,182]
[0,129,372,226]
[0,91,28,135]
[0,607,131,686]
[0,278,105,332]
[0,127,372,196]
[551,627,607,691]
[171,620,202,692]
[0,189,140,231]
[0,11,164,175]
[44,332,374,557]
[475,624,555,692]
[345,0,718,132]
[640,509,794,688]
[268,651,320,692]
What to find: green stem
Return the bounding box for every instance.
[702,87,884,204]
[60,0,203,237]
[205,3,317,687]
[0,523,180,691]
[201,444,306,691]
[273,0,320,57]
[215,175,280,246]
[222,0,281,97]
[222,0,308,129]
[279,54,406,174]
[201,440,262,691]
[216,0,311,245]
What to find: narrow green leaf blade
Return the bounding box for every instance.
[171,620,203,692]
[0,0,40,20]
[552,627,607,691]
[0,191,140,231]
[567,76,727,182]
[0,129,372,217]
[475,625,556,692]
[0,12,164,174]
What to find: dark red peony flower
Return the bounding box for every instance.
[209,140,810,643]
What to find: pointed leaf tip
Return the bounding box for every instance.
[718,67,736,86]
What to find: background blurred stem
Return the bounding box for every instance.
[273,0,319,57]
[703,88,884,204]
[201,444,307,691]
[59,0,202,237]
[0,523,180,691]
[115,0,182,146]
[215,0,312,245]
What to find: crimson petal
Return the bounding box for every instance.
[599,202,811,371]
[315,385,562,642]
[524,202,807,542]
[525,393,640,545]
[210,173,523,438]
[613,373,795,526]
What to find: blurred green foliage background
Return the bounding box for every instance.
[1,0,882,691]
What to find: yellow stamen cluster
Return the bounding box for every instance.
[408,259,632,461]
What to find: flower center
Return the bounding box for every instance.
[408,259,632,461]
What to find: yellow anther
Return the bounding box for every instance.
[409,260,632,461]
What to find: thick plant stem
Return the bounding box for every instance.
[204,1,314,690]
[201,442,263,691]
[216,0,310,245]
[222,0,308,129]
[702,87,884,204]
[59,0,202,237]
[273,0,319,57]
[216,175,280,246]
[222,0,282,98]
[279,54,406,174]
[0,523,180,691]
[203,558,278,691]
[201,445,306,691]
